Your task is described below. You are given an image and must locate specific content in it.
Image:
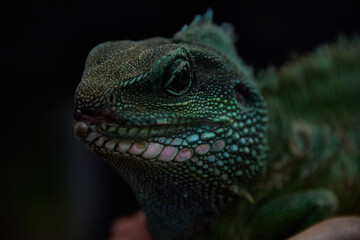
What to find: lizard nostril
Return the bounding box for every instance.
[107,93,116,105]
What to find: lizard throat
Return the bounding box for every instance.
[74,121,227,162]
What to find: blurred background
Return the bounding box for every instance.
[2,0,360,239]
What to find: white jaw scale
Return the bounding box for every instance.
[74,121,226,162]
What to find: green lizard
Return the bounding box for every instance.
[74,10,360,239]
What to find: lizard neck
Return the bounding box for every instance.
[113,159,236,240]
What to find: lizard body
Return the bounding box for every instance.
[74,10,360,239]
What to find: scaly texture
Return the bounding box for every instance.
[74,10,360,240]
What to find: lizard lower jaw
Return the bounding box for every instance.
[74,121,226,162]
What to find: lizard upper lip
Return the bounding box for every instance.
[73,120,228,162]
[73,108,231,142]
[74,108,229,129]
[73,108,128,126]
[74,117,226,144]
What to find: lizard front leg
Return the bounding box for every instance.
[246,189,338,240]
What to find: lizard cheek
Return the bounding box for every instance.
[210,140,226,152]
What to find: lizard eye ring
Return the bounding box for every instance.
[164,59,192,96]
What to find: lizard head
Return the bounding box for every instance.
[74,10,267,236]
[74,36,267,180]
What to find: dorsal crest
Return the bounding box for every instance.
[173,9,238,62]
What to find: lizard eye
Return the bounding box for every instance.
[164,59,192,96]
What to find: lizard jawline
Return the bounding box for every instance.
[74,121,226,162]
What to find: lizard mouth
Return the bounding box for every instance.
[74,119,227,162]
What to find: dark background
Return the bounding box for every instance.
[3,1,360,239]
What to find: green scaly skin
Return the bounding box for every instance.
[74,10,360,240]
